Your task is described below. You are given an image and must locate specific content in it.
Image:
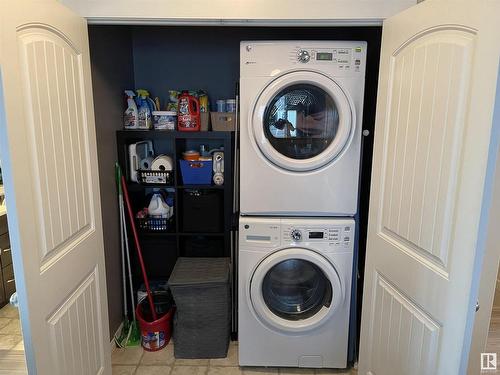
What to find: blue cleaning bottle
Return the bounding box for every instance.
[137,93,152,129]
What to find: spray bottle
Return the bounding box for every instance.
[137,91,152,129]
[136,89,157,113]
[124,90,138,129]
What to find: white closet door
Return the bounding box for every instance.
[358,0,500,374]
[0,1,111,374]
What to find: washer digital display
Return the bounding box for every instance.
[309,232,324,239]
[316,52,333,61]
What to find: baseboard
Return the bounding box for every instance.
[110,322,124,353]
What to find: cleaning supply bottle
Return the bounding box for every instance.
[177,90,200,132]
[137,89,157,113]
[148,193,171,218]
[124,90,138,129]
[137,91,152,129]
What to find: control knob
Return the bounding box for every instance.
[290,229,302,241]
[297,50,310,63]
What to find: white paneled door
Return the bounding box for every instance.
[0,1,111,374]
[358,0,500,374]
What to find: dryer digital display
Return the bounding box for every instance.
[316,52,333,61]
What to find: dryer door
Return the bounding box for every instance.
[249,247,343,333]
[252,71,354,172]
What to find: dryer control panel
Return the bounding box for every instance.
[293,47,364,73]
[240,41,367,78]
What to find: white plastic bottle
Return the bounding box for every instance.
[124,90,138,129]
[148,193,171,218]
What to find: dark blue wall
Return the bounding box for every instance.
[131,26,382,111]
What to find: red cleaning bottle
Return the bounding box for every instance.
[177,91,200,131]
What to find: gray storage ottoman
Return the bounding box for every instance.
[168,257,231,358]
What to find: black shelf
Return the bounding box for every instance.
[117,130,232,140]
[139,232,177,238]
[178,184,224,190]
[178,232,225,237]
[139,232,224,238]
[117,129,235,283]
[127,183,175,192]
[128,183,225,191]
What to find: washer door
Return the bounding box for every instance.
[252,71,355,172]
[249,247,343,333]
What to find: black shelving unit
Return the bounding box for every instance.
[116,130,235,284]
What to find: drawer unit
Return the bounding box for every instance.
[2,264,15,300]
[0,271,5,307]
[0,215,7,236]
[0,220,15,307]
[0,233,12,268]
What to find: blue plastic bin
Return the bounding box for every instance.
[179,160,213,185]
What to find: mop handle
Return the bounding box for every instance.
[121,198,136,321]
[121,175,158,321]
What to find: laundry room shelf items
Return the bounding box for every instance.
[116,130,235,318]
[136,169,174,186]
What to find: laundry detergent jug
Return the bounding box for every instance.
[177,91,200,131]
[148,193,172,219]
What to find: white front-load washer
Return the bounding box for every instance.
[240,41,367,216]
[238,216,354,368]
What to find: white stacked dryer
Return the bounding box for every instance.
[240,41,367,216]
[238,41,366,369]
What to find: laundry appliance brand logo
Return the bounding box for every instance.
[481,352,497,371]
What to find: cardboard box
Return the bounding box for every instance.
[200,112,211,131]
[210,112,235,131]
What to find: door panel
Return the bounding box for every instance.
[359,0,500,374]
[380,27,475,274]
[18,27,93,267]
[48,271,103,375]
[370,273,440,375]
[0,1,111,374]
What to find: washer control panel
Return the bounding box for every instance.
[239,217,355,251]
[283,223,354,247]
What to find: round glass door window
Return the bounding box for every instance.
[261,258,332,321]
[263,84,340,160]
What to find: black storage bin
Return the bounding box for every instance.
[168,257,230,359]
[181,190,222,233]
[182,236,225,257]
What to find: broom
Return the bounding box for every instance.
[114,163,140,347]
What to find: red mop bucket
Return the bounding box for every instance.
[136,300,174,352]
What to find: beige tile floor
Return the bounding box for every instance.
[0,304,27,375]
[112,341,357,375]
[0,303,358,375]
